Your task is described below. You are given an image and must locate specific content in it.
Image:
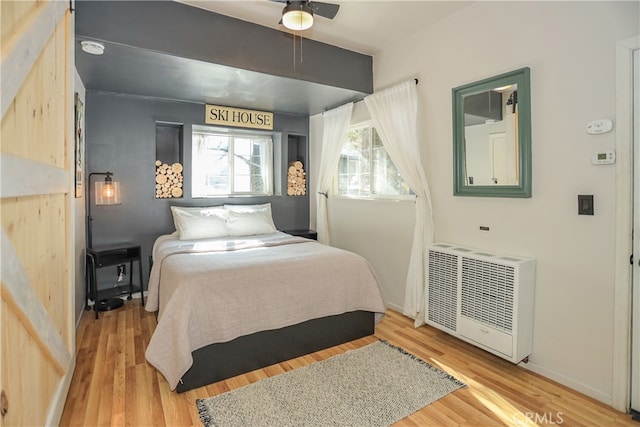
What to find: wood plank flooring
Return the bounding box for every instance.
[61,302,635,426]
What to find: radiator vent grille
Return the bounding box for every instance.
[427,250,458,331]
[460,257,515,333]
[425,243,535,363]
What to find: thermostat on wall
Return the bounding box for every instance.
[592,150,615,165]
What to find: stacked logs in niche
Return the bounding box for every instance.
[155,161,183,198]
[287,161,306,196]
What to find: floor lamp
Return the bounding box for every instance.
[86,171,123,311]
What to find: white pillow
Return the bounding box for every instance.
[170,206,229,240]
[224,203,277,232]
[226,209,277,236]
[224,203,272,213]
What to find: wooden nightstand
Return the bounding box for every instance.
[86,243,144,319]
[283,229,317,240]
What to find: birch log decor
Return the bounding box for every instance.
[155,161,184,198]
[287,161,306,196]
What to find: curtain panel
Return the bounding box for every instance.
[316,103,353,244]
[364,80,434,326]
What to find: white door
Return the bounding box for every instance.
[490,132,508,185]
[631,48,640,415]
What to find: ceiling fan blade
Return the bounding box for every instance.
[309,1,340,19]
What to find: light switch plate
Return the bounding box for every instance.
[578,195,594,215]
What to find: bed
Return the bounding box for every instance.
[144,204,386,392]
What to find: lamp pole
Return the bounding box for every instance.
[85,171,125,313]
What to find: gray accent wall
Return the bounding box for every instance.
[86,91,310,291]
[78,1,372,294]
[75,0,372,92]
[75,1,373,116]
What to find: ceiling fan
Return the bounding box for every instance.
[270,1,340,31]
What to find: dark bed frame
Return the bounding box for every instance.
[175,310,375,393]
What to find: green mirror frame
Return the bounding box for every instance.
[452,67,532,198]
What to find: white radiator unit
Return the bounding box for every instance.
[426,243,536,363]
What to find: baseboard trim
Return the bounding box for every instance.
[386,302,403,313]
[522,360,611,405]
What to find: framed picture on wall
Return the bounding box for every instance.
[74,93,84,198]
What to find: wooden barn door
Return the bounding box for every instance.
[1,1,75,425]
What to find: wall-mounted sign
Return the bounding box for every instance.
[205,104,273,130]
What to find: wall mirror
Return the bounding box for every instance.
[452,67,531,197]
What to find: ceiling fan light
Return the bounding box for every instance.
[282,5,314,31]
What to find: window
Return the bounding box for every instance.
[192,126,273,197]
[335,123,411,198]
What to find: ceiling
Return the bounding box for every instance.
[179,1,474,55]
[75,1,474,116]
[75,39,369,116]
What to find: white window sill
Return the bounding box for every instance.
[330,195,416,203]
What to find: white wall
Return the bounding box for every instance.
[74,70,86,325]
[310,1,639,405]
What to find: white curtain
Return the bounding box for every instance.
[316,103,353,245]
[364,80,434,326]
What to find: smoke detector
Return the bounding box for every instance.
[80,40,105,56]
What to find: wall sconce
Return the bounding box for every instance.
[507,90,518,113]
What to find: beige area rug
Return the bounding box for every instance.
[196,340,465,427]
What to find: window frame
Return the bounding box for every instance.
[191,125,274,198]
[333,121,415,202]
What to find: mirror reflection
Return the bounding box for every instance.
[464,85,518,186]
[452,67,531,198]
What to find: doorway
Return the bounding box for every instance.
[613,35,640,414]
[631,47,640,418]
